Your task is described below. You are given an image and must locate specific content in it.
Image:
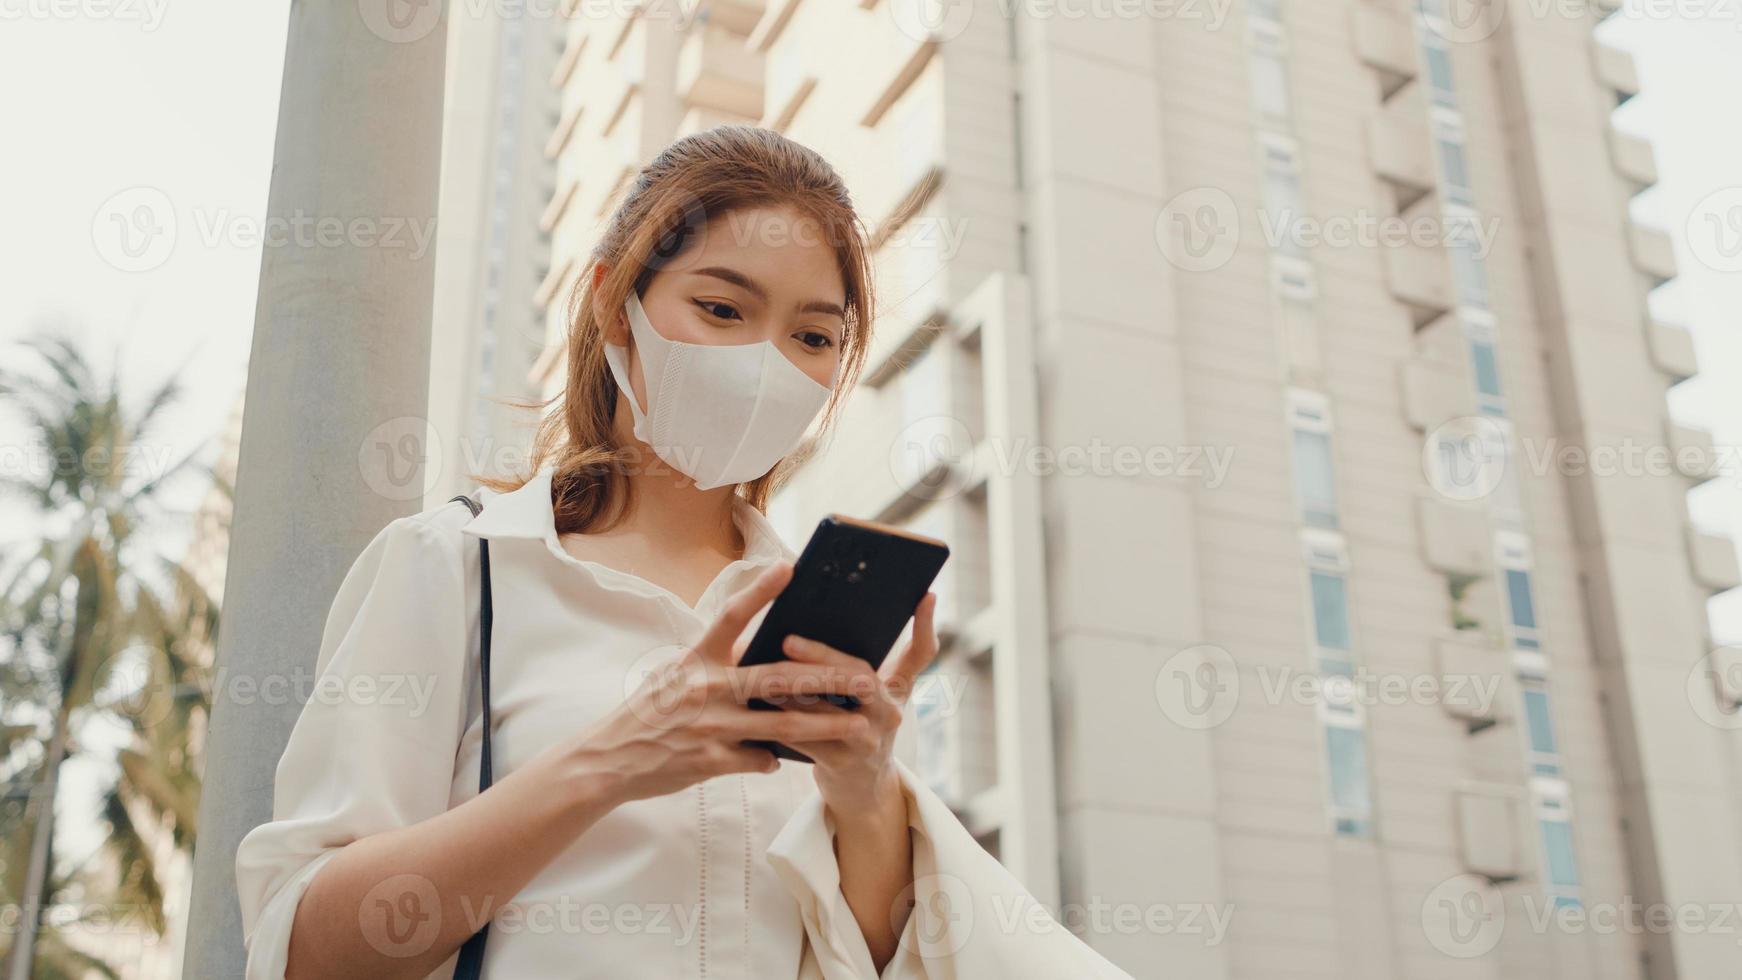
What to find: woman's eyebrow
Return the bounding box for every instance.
[690,266,844,318]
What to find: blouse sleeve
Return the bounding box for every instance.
[764,759,1136,980]
[232,511,475,980]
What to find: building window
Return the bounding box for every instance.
[1248,46,1292,124]
[1324,722,1374,837]
[1533,785,1582,908]
[1310,570,1353,650]
[1422,40,1456,106]
[1261,135,1306,258]
[913,668,960,802]
[1520,681,1561,776]
[1293,429,1338,529]
[1505,569,1540,649]
[1431,111,1474,206]
[1470,338,1503,410]
[1449,238,1489,308]
[1288,390,1337,529]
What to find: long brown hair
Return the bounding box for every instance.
[482,124,875,535]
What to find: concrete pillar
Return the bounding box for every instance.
[181,4,449,977]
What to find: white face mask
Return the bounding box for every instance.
[603,290,835,490]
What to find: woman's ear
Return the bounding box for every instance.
[590,262,628,346]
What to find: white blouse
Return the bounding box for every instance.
[233,468,1134,979]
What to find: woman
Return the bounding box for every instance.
[234,125,1132,979]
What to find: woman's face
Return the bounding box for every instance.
[607,205,848,400]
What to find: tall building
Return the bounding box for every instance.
[524,1,1742,977]
[427,7,563,506]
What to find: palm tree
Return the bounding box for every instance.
[0,335,220,980]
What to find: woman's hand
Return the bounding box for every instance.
[771,590,940,812]
[768,590,940,970]
[552,562,870,806]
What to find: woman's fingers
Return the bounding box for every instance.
[694,562,792,664]
[723,704,869,744]
[732,660,878,705]
[778,636,901,719]
[878,592,940,705]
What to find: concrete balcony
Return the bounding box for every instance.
[1647,319,1698,381]
[1608,128,1657,188]
[1688,527,1742,594]
[1399,355,1473,432]
[763,44,815,131]
[1350,2,1416,99]
[677,22,764,119]
[1629,225,1678,285]
[1436,636,1509,726]
[1367,102,1432,211]
[1667,423,1718,483]
[1711,646,1742,709]
[1385,242,1456,328]
[1592,42,1640,105]
[1419,497,1490,578]
[539,178,577,235]
[1457,788,1523,880]
[544,99,583,160]
[691,0,767,35]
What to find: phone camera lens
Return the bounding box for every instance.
[846,570,862,584]
[819,560,837,575]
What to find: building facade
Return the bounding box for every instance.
[427,6,564,507]
[513,0,1741,977]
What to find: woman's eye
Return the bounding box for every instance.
[797,331,835,351]
[695,300,741,321]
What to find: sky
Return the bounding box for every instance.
[0,0,1740,898]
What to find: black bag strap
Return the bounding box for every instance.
[448,493,493,979]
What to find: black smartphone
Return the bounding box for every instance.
[736,513,950,763]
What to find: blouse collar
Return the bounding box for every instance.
[460,467,796,565]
